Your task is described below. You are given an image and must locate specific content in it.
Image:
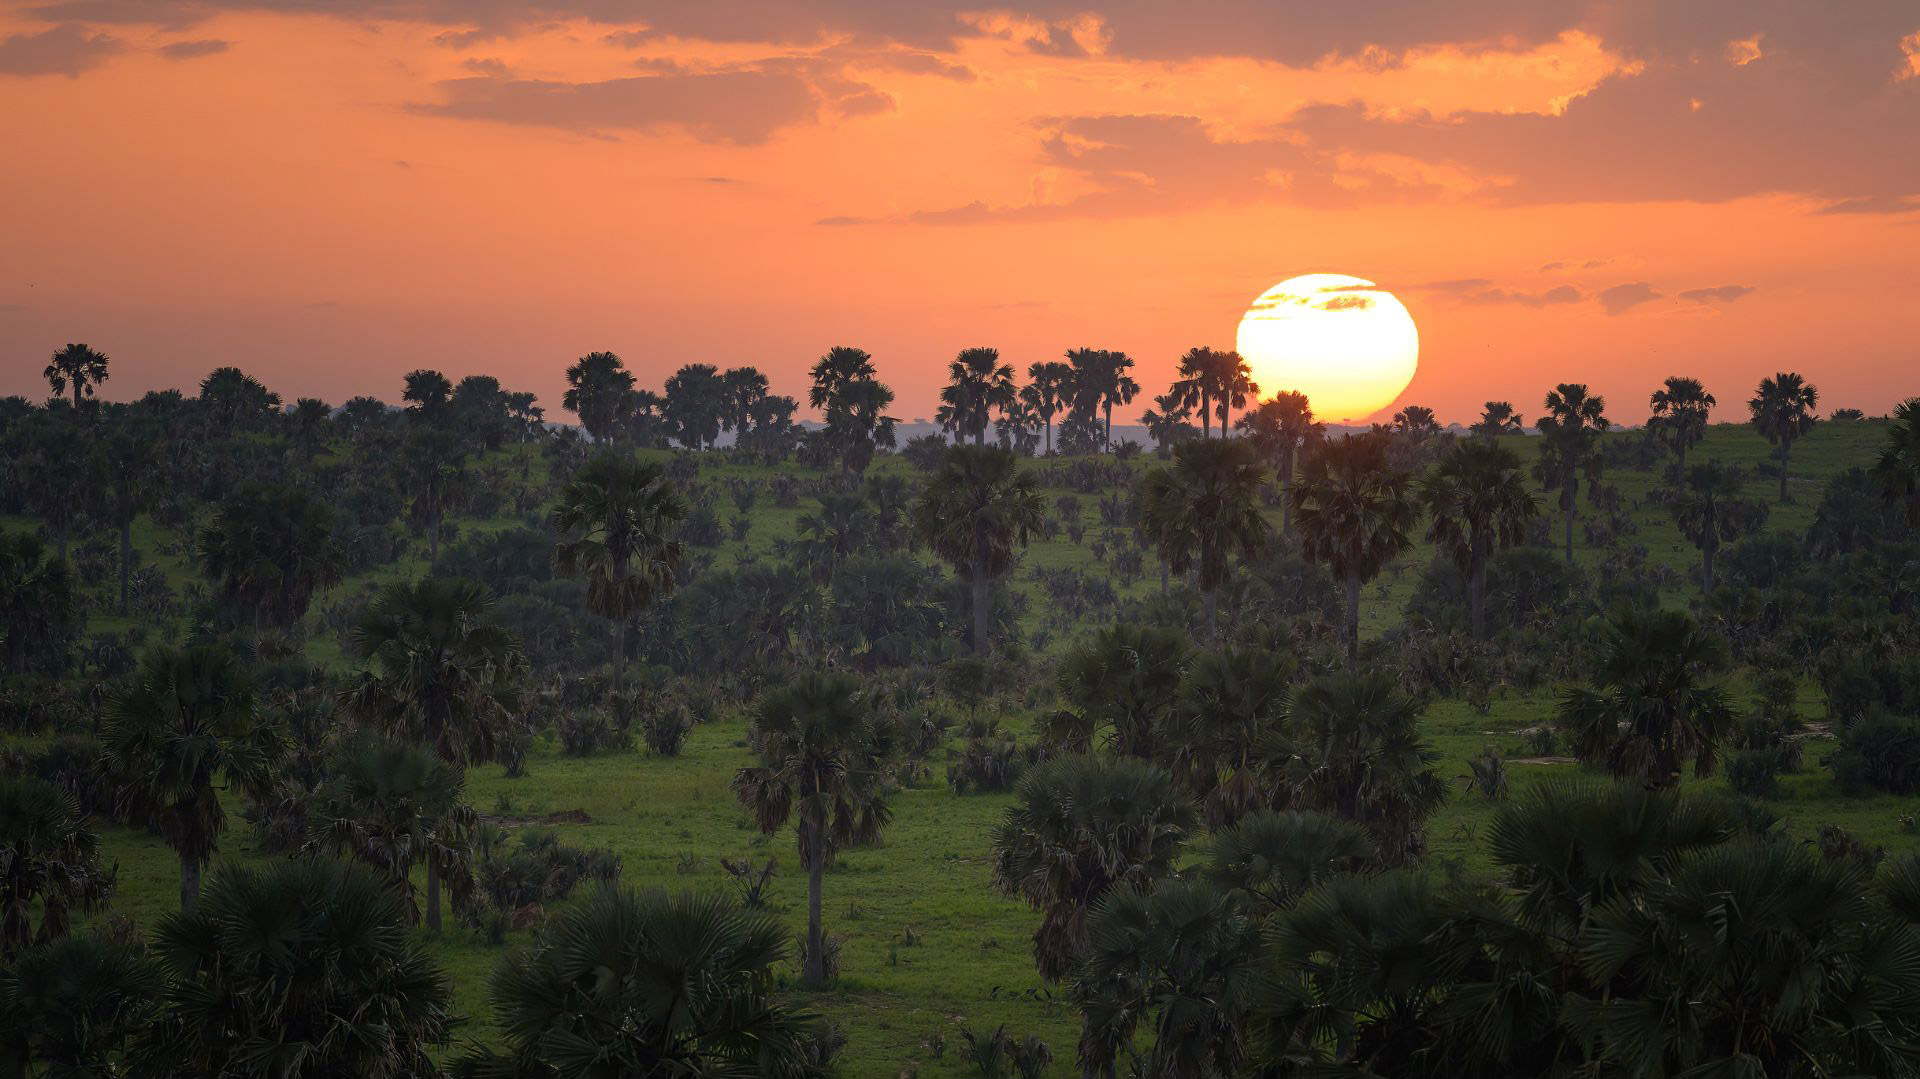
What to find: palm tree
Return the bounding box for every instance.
[0,531,82,675]
[721,365,771,442]
[1535,382,1610,564]
[1234,391,1319,531]
[1290,432,1418,665]
[1023,360,1075,456]
[991,754,1197,982]
[1670,462,1769,592]
[1748,372,1819,503]
[939,347,1017,445]
[0,777,113,957]
[1140,439,1271,641]
[1269,671,1447,864]
[1557,605,1737,788]
[1876,398,1920,523]
[1175,347,1219,439]
[137,858,452,1078]
[663,362,728,449]
[42,343,109,413]
[346,577,524,770]
[195,482,346,630]
[468,886,825,1078]
[731,671,896,988]
[1051,623,1192,760]
[913,444,1045,652]
[405,426,467,564]
[1203,808,1370,913]
[562,350,637,445]
[289,396,332,457]
[1169,647,1294,826]
[1074,879,1260,1079]
[552,454,687,700]
[1140,391,1195,452]
[0,932,165,1074]
[101,644,277,909]
[402,368,454,424]
[1470,400,1523,441]
[1068,348,1139,453]
[1206,349,1258,435]
[1648,375,1716,479]
[197,365,282,432]
[1421,439,1539,640]
[305,733,472,930]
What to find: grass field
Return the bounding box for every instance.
[21,416,1917,1076]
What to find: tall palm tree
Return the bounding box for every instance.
[469,886,824,1078]
[1290,432,1418,665]
[305,732,472,930]
[0,933,165,1074]
[1206,349,1258,435]
[1421,439,1539,640]
[346,577,524,770]
[0,777,113,957]
[195,482,346,630]
[1648,375,1716,479]
[912,444,1045,653]
[991,754,1197,983]
[1470,400,1523,441]
[1175,347,1219,440]
[402,368,454,425]
[1068,348,1139,453]
[1535,382,1610,564]
[405,426,467,564]
[138,858,453,1078]
[1140,391,1195,452]
[1169,647,1294,826]
[562,350,637,445]
[1748,372,1819,502]
[101,644,277,909]
[1023,360,1075,456]
[721,364,771,442]
[1269,671,1447,864]
[1670,462,1769,592]
[731,671,895,988]
[1557,605,1736,788]
[42,343,109,413]
[552,455,687,700]
[939,347,1016,445]
[1876,398,1920,524]
[663,362,728,449]
[1235,391,1320,532]
[197,365,282,433]
[1140,439,1271,642]
[289,396,332,457]
[1074,879,1260,1079]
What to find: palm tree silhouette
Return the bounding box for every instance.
[1022,360,1075,456]
[1140,439,1271,642]
[1290,432,1418,665]
[42,343,108,413]
[913,444,1045,652]
[731,670,896,988]
[1421,439,1539,640]
[1649,375,1716,479]
[1557,605,1736,787]
[552,455,687,701]
[1748,372,1819,502]
[1235,391,1320,532]
[1536,382,1610,564]
[939,347,1016,445]
[1470,400,1524,440]
[562,350,637,445]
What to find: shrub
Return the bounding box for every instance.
[642,701,693,757]
[1828,709,1920,796]
[1724,746,1785,800]
[557,710,630,756]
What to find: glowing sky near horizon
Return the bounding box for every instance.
[1,2,1916,425]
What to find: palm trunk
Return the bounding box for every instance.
[1199,391,1210,439]
[1044,416,1053,456]
[1469,538,1488,641]
[180,854,201,911]
[426,856,442,931]
[1778,442,1790,503]
[1204,589,1218,643]
[1344,571,1361,667]
[804,845,826,988]
[971,564,990,654]
[1104,402,1114,453]
[1564,492,1576,566]
[118,514,132,614]
[1702,532,1717,593]
[1279,453,1293,533]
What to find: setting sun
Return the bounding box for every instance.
[1235,274,1420,423]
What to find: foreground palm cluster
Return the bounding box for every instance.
[3,341,1919,1077]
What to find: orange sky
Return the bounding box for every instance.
[2,2,1916,426]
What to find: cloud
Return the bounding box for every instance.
[1814,195,1920,215]
[1323,295,1374,310]
[460,56,508,75]
[412,59,892,143]
[1598,281,1661,315]
[1678,284,1754,303]
[159,38,230,59]
[1414,279,1584,306]
[0,22,120,76]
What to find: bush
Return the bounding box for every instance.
[1828,709,1920,796]
[641,700,693,757]
[1724,746,1785,800]
[557,710,629,756]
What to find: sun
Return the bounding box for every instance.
[1235,273,1419,423]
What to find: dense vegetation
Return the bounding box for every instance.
[4,341,1919,1077]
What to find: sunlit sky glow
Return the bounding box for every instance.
[1,2,1916,424]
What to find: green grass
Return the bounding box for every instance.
[30,417,1919,1076]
